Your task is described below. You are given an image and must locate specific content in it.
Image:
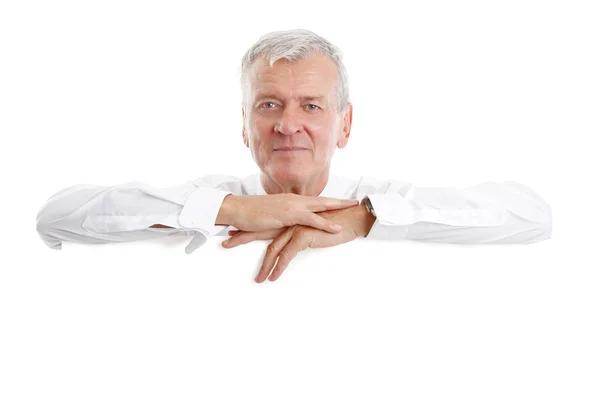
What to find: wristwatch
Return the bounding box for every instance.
[360,196,376,217]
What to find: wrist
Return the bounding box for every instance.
[216,194,237,226]
[352,203,376,237]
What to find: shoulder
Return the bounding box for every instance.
[353,175,415,196]
[192,174,244,191]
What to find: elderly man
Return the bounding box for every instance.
[35,29,552,283]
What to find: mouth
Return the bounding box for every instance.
[274,147,309,152]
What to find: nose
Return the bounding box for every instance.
[275,106,303,136]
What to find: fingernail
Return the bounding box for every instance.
[333,224,343,230]
[222,240,229,246]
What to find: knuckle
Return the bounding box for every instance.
[306,211,319,224]
[299,229,310,238]
[293,211,308,225]
[279,250,289,261]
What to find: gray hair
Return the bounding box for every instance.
[240,29,350,114]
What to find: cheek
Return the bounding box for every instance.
[248,119,273,158]
[249,116,273,138]
[310,120,339,149]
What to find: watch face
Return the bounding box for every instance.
[362,197,375,216]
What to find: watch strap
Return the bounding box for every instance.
[361,196,376,217]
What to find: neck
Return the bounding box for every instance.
[261,169,330,197]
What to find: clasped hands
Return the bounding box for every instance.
[216,194,376,283]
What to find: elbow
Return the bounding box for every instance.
[35,183,93,251]
[528,206,552,243]
[538,197,552,240]
[541,208,553,240]
[507,181,553,242]
[36,212,62,250]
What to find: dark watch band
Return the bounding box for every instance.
[360,196,376,217]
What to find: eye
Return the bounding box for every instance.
[305,104,320,111]
[261,102,276,109]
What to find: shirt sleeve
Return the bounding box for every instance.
[35,178,236,254]
[364,180,552,244]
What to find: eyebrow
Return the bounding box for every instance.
[299,95,326,103]
[254,92,327,103]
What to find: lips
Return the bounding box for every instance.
[274,147,309,151]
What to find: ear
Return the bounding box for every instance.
[242,105,249,148]
[337,103,353,149]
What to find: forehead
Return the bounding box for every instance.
[247,52,339,98]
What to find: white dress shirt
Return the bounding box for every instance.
[35,173,552,254]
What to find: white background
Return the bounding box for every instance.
[1,0,599,399]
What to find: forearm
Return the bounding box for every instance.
[317,204,376,237]
[218,194,367,234]
[152,191,236,229]
[37,181,193,249]
[346,204,376,237]
[215,194,237,226]
[364,181,552,243]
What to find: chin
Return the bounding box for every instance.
[270,165,307,183]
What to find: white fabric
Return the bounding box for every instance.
[36,173,552,254]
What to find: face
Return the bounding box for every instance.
[242,52,352,185]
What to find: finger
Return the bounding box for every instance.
[223,228,285,248]
[255,229,294,283]
[301,211,344,234]
[228,230,240,236]
[268,235,305,281]
[308,197,359,212]
[223,232,256,248]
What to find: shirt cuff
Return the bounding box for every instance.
[365,218,410,240]
[363,194,412,240]
[178,186,233,236]
[366,193,417,225]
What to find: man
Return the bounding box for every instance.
[35,29,552,283]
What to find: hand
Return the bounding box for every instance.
[227,224,357,282]
[217,194,359,234]
[222,205,375,282]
